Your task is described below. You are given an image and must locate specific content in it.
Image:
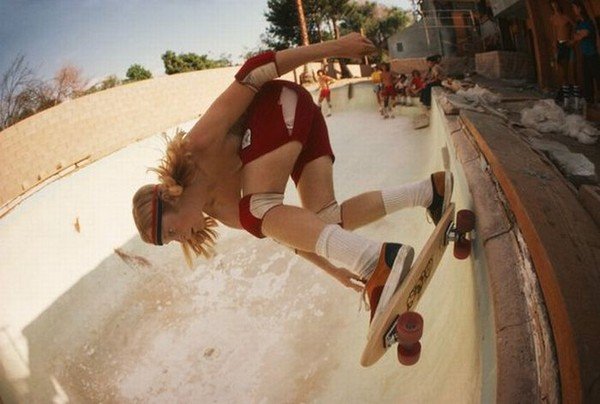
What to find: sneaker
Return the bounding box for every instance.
[427,171,453,225]
[364,243,415,324]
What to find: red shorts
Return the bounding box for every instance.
[239,80,335,185]
[381,85,396,97]
[319,88,331,101]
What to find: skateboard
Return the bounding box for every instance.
[360,203,475,367]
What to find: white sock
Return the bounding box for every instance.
[381,178,432,214]
[315,225,381,279]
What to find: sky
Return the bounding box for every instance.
[0,0,412,83]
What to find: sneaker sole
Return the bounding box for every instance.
[443,171,454,215]
[372,245,415,322]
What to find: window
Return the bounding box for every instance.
[396,42,404,52]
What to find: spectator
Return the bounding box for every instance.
[394,73,409,106]
[380,62,397,118]
[370,64,383,113]
[420,55,445,108]
[407,70,425,105]
[550,0,575,106]
[571,1,599,105]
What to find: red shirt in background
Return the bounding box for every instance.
[410,76,424,91]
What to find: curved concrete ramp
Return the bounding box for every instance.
[0,84,493,403]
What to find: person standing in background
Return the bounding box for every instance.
[550,0,576,107]
[380,63,397,119]
[370,64,383,114]
[571,0,600,106]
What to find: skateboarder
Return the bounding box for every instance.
[316,69,336,116]
[132,33,453,323]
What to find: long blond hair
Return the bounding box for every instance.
[132,130,218,266]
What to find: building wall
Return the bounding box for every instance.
[388,23,443,60]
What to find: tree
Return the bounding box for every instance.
[341,2,410,61]
[161,51,230,75]
[54,64,88,103]
[100,75,121,90]
[126,64,152,82]
[0,55,50,130]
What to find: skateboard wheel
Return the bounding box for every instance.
[454,238,471,259]
[397,341,421,366]
[396,312,424,344]
[456,210,475,233]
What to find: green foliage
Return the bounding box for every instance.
[161,51,231,75]
[100,75,121,90]
[341,2,410,62]
[126,64,152,81]
[81,75,121,96]
[264,0,410,62]
[264,0,303,49]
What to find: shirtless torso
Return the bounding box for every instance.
[549,4,574,85]
[381,70,394,88]
[550,11,573,42]
[190,132,243,229]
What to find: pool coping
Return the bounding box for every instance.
[433,88,600,403]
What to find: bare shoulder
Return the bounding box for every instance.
[205,200,242,229]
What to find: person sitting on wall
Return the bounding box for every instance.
[407,69,425,105]
[394,73,409,106]
[316,69,336,117]
[420,55,445,109]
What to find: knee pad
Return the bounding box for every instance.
[316,201,342,226]
[239,193,284,238]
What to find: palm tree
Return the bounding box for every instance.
[295,0,312,83]
[295,0,310,46]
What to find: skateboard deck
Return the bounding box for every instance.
[360,203,474,367]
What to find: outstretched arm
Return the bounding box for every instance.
[187,33,376,151]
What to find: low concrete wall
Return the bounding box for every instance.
[391,56,475,77]
[0,64,334,212]
[0,61,366,213]
[475,51,535,80]
[0,66,232,209]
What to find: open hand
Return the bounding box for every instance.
[335,32,377,59]
[332,266,366,293]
